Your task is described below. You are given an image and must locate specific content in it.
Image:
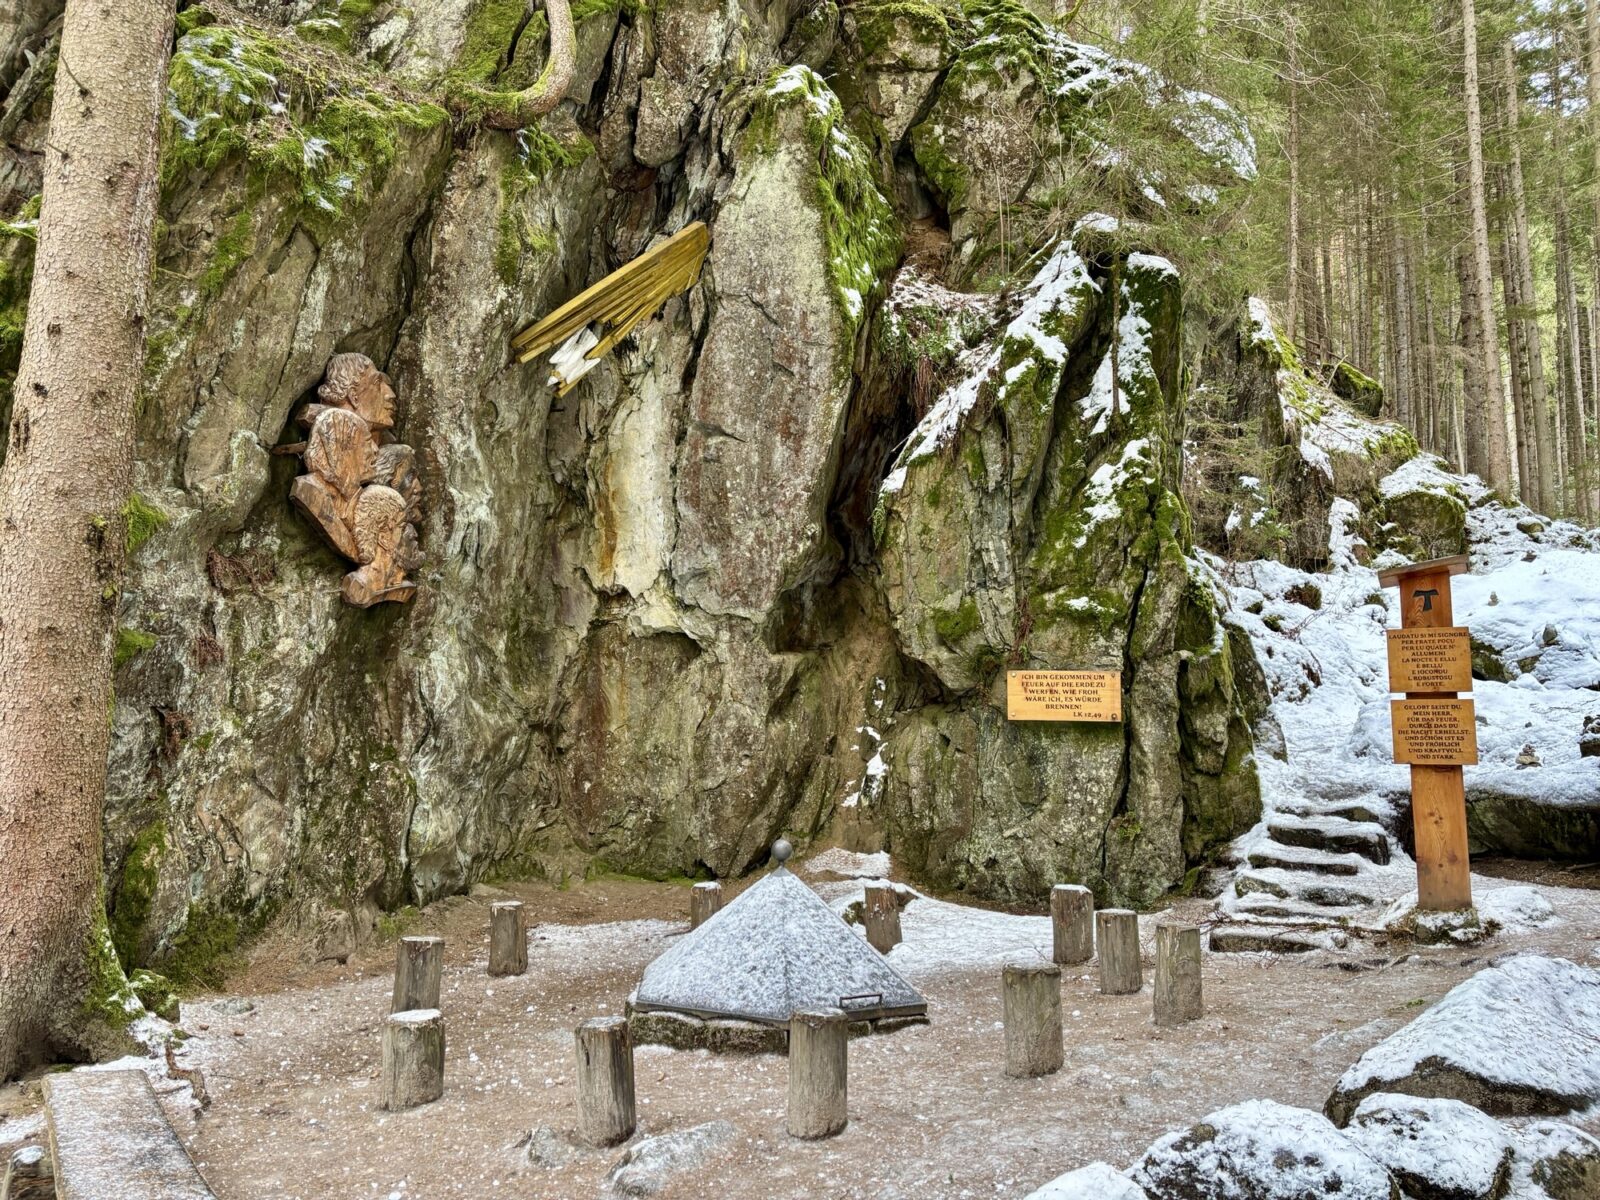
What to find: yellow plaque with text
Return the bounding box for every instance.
[1386,627,1473,694]
[1391,698,1479,766]
[1007,671,1123,722]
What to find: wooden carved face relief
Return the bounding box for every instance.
[288,353,422,607]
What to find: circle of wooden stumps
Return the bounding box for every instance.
[864,882,902,954]
[489,901,528,977]
[787,1007,848,1139]
[382,1008,445,1110]
[1095,909,1142,995]
[392,935,444,1013]
[1050,884,1094,965]
[1153,922,1203,1026]
[689,881,723,929]
[575,1016,637,1147]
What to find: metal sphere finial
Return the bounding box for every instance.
[772,838,793,865]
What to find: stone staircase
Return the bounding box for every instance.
[1210,795,1401,954]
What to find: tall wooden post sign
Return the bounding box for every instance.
[1377,554,1475,911]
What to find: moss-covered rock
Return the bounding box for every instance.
[1379,486,1468,561]
[1192,297,1417,571]
[128,970,181,1022]
[874,234,1259,905]
[1330,360,1383,417]
[833,0,959,142]
[908,0,1255,286]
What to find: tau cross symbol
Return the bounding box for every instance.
[1413,588,1439,612]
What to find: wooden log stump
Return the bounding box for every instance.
[1001,961,1063,1078]
[575,1017,636,1147]
[489,901,527,977]
[863,882,902,954]
[382,1009,445,1111]
[1050,884,1094,965]
[689,881,723,929]
[392,935,444,1013]
[787,1008,848,1139]
[1096,909,1142,995]
[1153,922,1203,1026]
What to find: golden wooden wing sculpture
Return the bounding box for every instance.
[511,222,710,395]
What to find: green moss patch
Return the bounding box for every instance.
[84,906,143,1030]
[844,0,959,59]
[162,14,448,229]
[161,904,243,990]
[750,65,902,333]
[494,129,594,285]
[110,820,168,968]
[114,628,158,670]
[122,492,169,556]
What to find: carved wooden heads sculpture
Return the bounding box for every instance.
[289,353,421,607]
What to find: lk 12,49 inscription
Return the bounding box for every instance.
[1006,671,1123,723]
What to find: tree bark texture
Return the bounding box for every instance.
[0,0,174,1080]
[1461,0,1513,492]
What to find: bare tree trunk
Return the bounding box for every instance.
[1286,11,1300,344]
[1458,171,1489,479]
[1497,180,1533,503]
[1553,32,1592,520]
[0,0,173,1079]
[1385,210,1406,422]
[1421,203,1441,452]
[1502,40,1556,514]
[1461,0,1513,491]
[1321,236,1336,361]
[1586,0,1600,510]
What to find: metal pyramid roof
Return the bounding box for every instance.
[633,867,927,1025]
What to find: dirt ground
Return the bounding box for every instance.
[4,864,1599,1200]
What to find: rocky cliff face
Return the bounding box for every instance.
[0,0,1265,975]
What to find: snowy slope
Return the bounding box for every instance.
[1209,438,1600,936]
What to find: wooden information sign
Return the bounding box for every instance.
[1385,627,1473,694]
[1007,671,1123,722]
[1390,699,1479,766]
[1377,554,1473,912]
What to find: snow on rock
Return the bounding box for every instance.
[1344,1094,1513,1200]
[604,1120,738,1196]
[1506,1120,1600,1200]
[878,238,1096,499]
[1129,1099,1398,1200]
[1325,955,1600,1125]
[1370,885,1558,945]
[1478,886,1559,932]
[1023,1161,1150,1199]
[1455,548,1600,691]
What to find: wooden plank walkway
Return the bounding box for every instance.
[43,1070,216,1200]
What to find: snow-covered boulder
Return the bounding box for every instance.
[1023,1161,1149,1199]
[1129,1099,1399,1200]
[1508,1121,1600,1200]
[603,1121,738,1196]
[1325,955,1600,1125]
[1343,1094,1513,1200]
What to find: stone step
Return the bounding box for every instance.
[1245,844,1365,877]
[1266,818,1391,865]
[1208,923,1349,954]
[1230,895,1367,923]
[43,1069,216,1200]
[1234,868,1379,910]
[1276,801,1387,827]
